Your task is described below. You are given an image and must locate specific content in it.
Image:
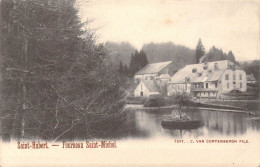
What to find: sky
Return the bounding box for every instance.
[78,0,260,61]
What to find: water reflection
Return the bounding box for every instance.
[126,108,260,138]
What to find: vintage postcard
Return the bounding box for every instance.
[0,0,259,166]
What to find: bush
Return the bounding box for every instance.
[144,96,171,107]
[125,96,146,104]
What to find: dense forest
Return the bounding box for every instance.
[142,42,196,69]
[106,41,196,70]
[0,0,127,141]
[105,41,135,68]
[240,60,260,81]
[106,39,241,73]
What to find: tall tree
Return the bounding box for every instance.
[0,0,126,141]
[123,65,128,76]
[128,54,135,76]
[128,50,149,77]
[196,38,205,63]
[118,61,123,73]
[202,46,237,64]
[139,49,148,67]
[227,51,236,63]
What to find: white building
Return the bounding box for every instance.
[134,80,160,97]
[167,60,247,99]
[134,61,174,82]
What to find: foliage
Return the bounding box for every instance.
[227,51,236,63]
[128,49,148,76]
[196,38,205,63]
[118,60,124,73]
[240,60,260,98]
[118,61,129,76]
[143,96,169,107]
[105,41,135,67]
[0,0,126,141]
[240,60,260,80]
[125,96,146,105]
[142,42,195,69]
[200,46,238,64]
[169,92,191,107]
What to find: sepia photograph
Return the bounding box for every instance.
[0,0,259,166]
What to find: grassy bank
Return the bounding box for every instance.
[125,96,146,104]
[203,100,260,115]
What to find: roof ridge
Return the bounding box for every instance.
[184,60,228,67]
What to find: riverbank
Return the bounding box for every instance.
[125,100,256,115]
[202,100,260,116]
[125,104,179,110]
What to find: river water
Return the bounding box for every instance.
[1,107,260,166]
[125,107,260,139]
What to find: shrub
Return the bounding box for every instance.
[144,96,168,107]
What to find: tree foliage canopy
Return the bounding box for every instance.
[200,46,237,64]
[196,38,205,63]
[128,49,148,76]
[0,0,126,141]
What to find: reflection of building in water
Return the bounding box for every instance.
[125,110,150,138]
[250,119,260,131]
[126,108,259,138]
[134,111,166,136]
[200,110,248,136]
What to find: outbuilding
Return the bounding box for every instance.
[134,80,160,97]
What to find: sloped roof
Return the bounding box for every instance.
[159,74,171,79]
[207,70,225,82]
[246,74,256,81]
[142,80,160,92]
[169,60,228,84]
[135,61,172,75]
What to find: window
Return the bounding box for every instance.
[214,63,218,70]
[192,68,197,73]
[215,82,217,88]
[185,84,187,90]
[240,83,242,88]
[140,91,143,96]
[225,74,229,80]
[206,83,208,89]
[233,74,236,80]
[227,83,229,89]
[203,66,208,70]
[239,74,242,80]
